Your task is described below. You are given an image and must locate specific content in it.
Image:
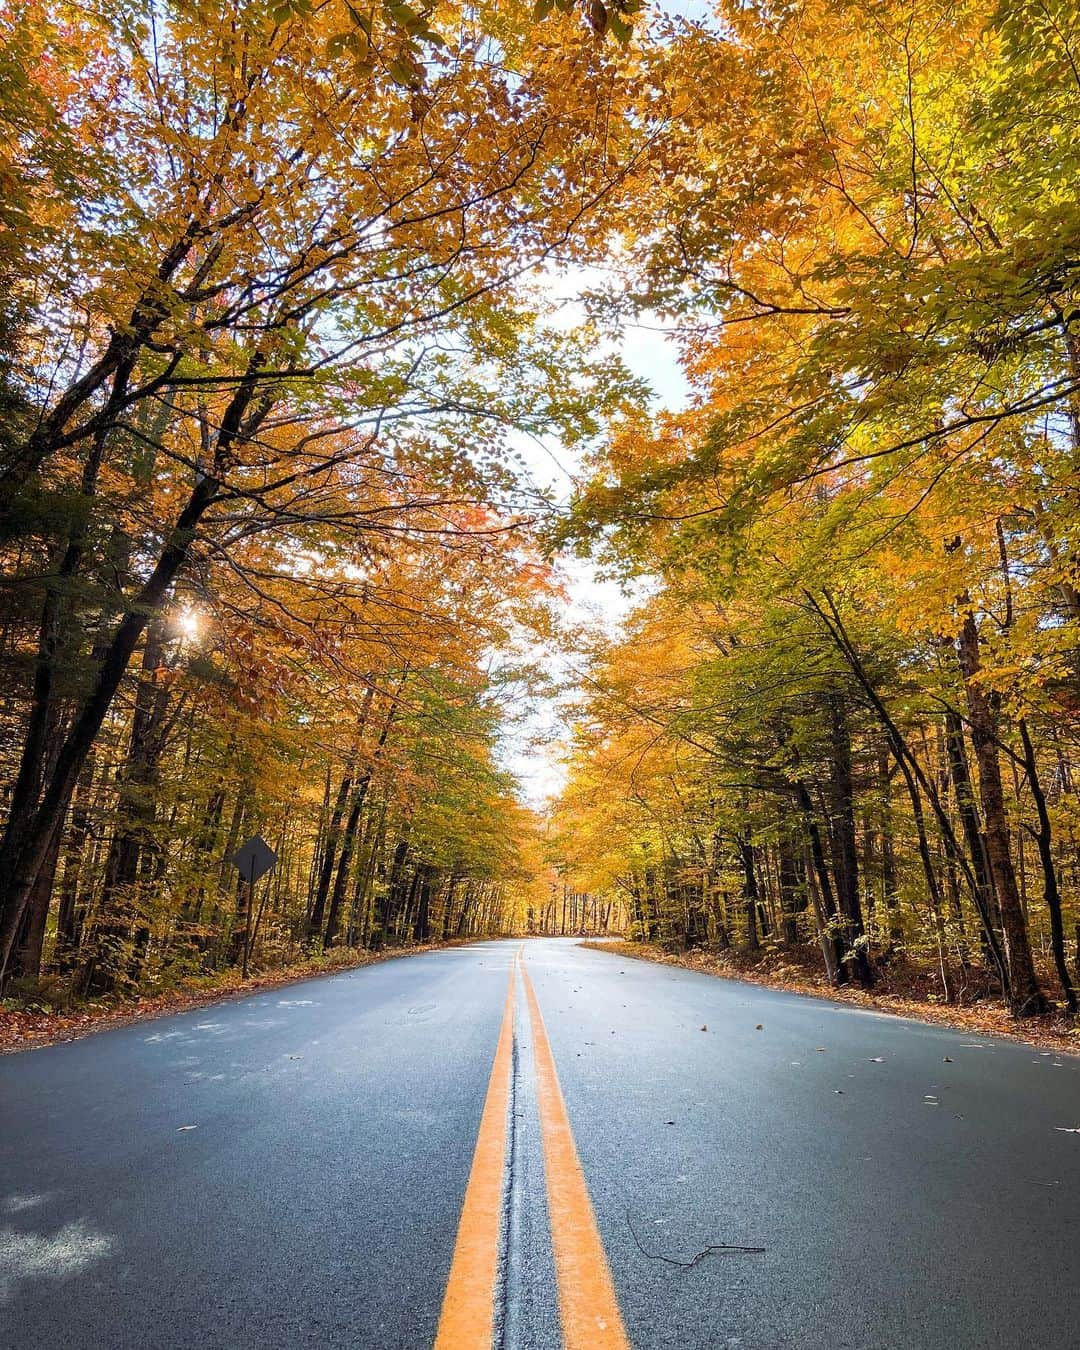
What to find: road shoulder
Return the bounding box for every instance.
[580,938,1080,1058]
[0,937,479,1055]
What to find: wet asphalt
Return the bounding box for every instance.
[2,937,1079,1349]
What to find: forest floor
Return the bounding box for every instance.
[582,939,1080,1057]
[0,939,473,1054]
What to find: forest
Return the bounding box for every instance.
[2,0,1079,1029]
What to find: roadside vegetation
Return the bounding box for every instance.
[0,0,643,1016]
[549,0,1080,1029]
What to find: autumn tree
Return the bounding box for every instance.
[554,0,1080,1017]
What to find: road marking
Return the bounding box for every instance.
[522,964,630,1350]
[434,954,517,1350]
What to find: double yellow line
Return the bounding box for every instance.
[434,952,629,1350]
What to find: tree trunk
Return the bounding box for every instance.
[413,864,434,943]
[792,780,845,981]
[308,767,354,946]
[323,772,370,949]
[877,750,903,944]
[808,590,1010,996]
[826,696,873,987]
[777,826,804,946]
[11,823,62,980]
[944,708,995,927]
[83,616,177,996]
[1018,719,1076,1014]
[956,615,1047,1014]
[736,836,760,952]
[0,470,221,985]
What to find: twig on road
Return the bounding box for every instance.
[625,1210,765,1267]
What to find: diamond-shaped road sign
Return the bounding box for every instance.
[230,835,277,886]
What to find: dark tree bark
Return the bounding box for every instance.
[944,709,995,925]
[412,864,434,943]
[325,692,397,949]
[807,591,1011,1000]
[0,353,268,987]
[777,826,806,946]
[956,615,1047,1014]
[0,479,218,983]
[82,615,179,995]
[323,773,369,950]
[825,695,873,987]
[1018,719,1077,1014]
[11,823,62,980]
[736,835,760,952]
[54,758,96,968]
[308,766,354,946]
[876,750,903,944]
[375,832,411,948]
[793,779,845,983]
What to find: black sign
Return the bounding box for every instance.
[230,835,277,885]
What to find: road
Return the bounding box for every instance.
[2,937,1079,1349]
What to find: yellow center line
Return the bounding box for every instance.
[434,953,518,1350]
[522,963,630,1350]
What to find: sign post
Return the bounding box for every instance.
[229,835,277,978]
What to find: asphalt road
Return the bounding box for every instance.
[2,937,1079,1349]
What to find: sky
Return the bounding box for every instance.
[493,0,719,808]
[497,289,691,807]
